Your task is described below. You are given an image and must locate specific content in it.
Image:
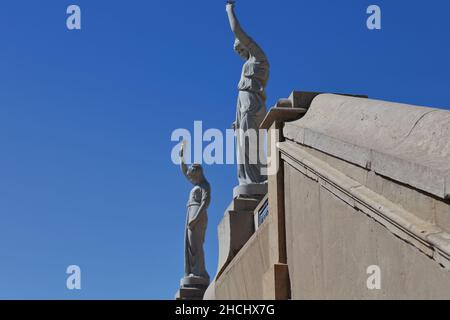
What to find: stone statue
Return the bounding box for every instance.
[226,0,269,191]
[179,143,210,288]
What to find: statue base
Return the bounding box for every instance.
[233,183,268,198]
[175,276,209,300]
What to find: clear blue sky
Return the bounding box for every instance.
[0,0,449,299]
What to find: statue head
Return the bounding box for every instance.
[187,164,205,185]
[234,39,249,61]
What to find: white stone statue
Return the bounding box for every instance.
[179,143,210,287]
[226,0,269,189]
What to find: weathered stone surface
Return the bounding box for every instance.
[262,263,290,300]
[281,142,450,299]
[208,92,450,300]
[206,194,275,300]
[435,200,450,234]
[233,183,267,199]
[181,275,209,288]
[214,221,272,300]
[216,199,258,277]
[226,197,261,212]
[296,145,450,231]
[175,287,207,301]
[260,107,306,130]
[284,94,450,199]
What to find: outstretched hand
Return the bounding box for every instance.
[226,0,235,11]
[179,143,185,159]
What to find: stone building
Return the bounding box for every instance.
[205,91,450,300]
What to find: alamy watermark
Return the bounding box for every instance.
[367,5,382,30]
[66,5,81,30]
[170,121,279,176]
[65,5,381,32]
[66,265,82,290]
[366,265,381,290]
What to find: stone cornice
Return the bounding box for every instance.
[284,94,450,199]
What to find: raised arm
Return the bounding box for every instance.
[180,142,189,180]
[226,1,252,47]
[226,1,267,61]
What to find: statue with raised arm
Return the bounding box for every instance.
[179,143,210,289]
[226,1,269,191]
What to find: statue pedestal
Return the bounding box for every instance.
[233,183,268,198]
[175,287,206,300]
[175,276,209,300]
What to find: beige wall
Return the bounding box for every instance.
[212,143,450,299]
[300,145,450,232]
[284,146,450,299]
[214,219,271,299]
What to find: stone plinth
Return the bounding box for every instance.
[233,183,268,199]
[175,276,209,300]
[175,287,206,300]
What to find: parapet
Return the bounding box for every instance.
[284,94,450,199]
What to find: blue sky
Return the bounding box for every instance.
[0,0,449,299]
